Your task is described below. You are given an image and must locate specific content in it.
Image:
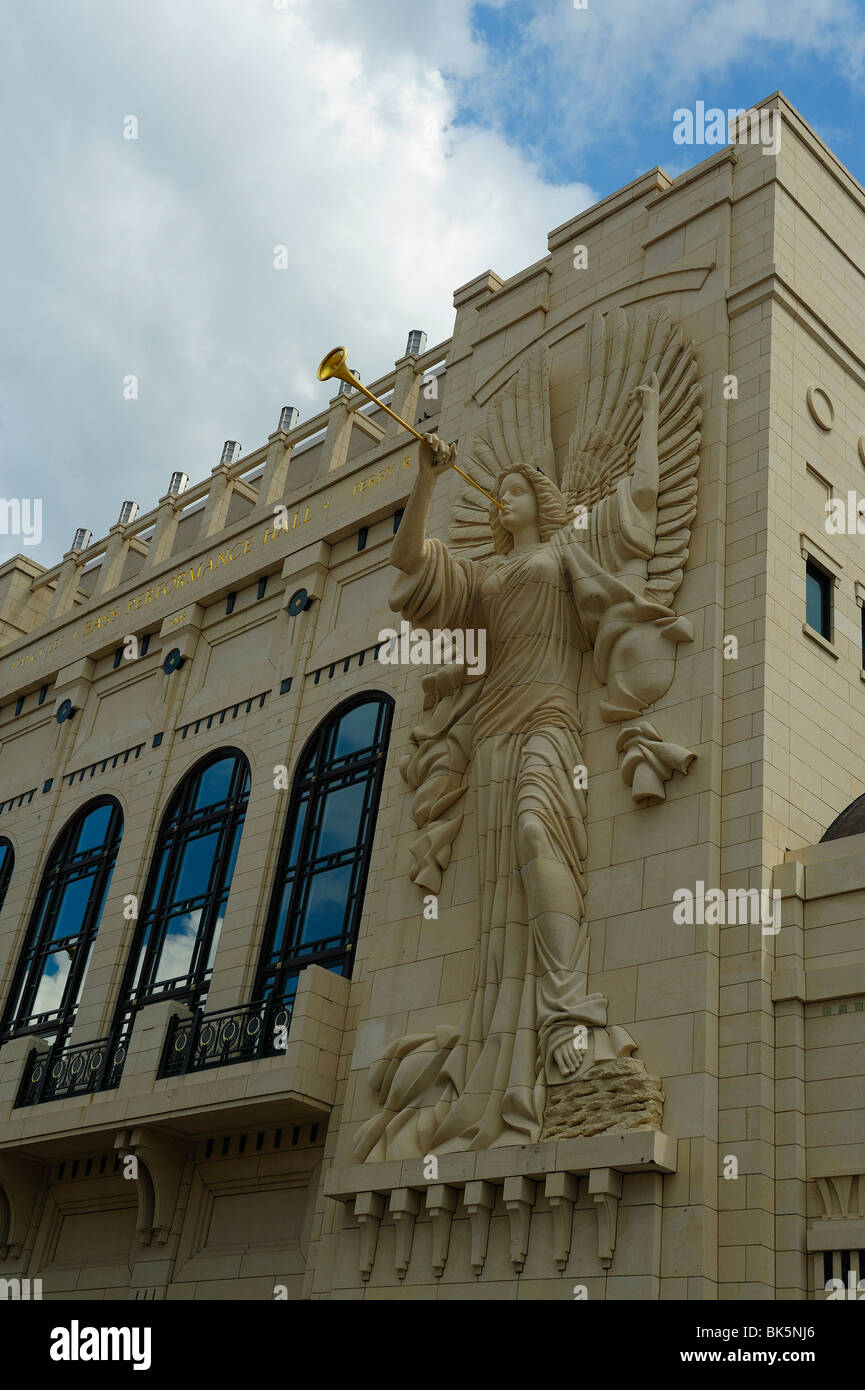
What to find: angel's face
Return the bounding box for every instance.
[499,472,539,539]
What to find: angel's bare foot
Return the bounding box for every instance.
[552,1039,582,1077]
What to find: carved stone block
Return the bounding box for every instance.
[540,1058,664,1141]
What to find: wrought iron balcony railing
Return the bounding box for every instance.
[159,996,293,1079]
[16,1032,128,1108]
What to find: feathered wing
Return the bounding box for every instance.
[450,342,555,556]
[562,306,702,606]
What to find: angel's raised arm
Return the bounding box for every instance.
[559,307,704,603]
[391,433,458,573]
[563,378,660,577]
[630,372,660,513]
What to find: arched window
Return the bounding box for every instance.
[121,750,250,1017]
[821,792,865,842]
[1,800,122,1043]
[0,838,13,918]
[254,694,393,1010]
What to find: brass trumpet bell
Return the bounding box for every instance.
[316,346,351,384]
[315,345,503,509]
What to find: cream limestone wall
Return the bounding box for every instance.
[320,124,748,1299]
[0,94,863,1301]
[715,96,865,1300]
[773,834,865,1300]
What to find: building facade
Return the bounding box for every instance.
[1,92,865,1301]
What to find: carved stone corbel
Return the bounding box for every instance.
[425,1184,458,1277]
[545,1172,578,1271]
[463,1180,496,1276]
[588,1167,622,1267]
[389,1187,420,1279]
[815,1173,864,1219]
[52,657,95,726]
[114,1127,188,1246]
[321,394,354,473]
[199,461,234,538]
[157,604,204,670]
[0,1154,44,1261]
[387,352,425,437]
[354,1191,385,1281]
[502,1175,535,1273]
[259,429,294,508]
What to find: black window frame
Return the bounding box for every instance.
[0,838,14,918]
[0,798,123,1046]
[806,558,833,640]
[115,748,250,1025]
[252,693,393,1009]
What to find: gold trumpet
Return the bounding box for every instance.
[317,346,503,509]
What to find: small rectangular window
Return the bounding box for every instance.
[140,634,151,657]
[357,527,368,552]
[38,685,48,705]
[113,648,123,669]
[393,509,404,533]
[14,696,23,716]
[226,592,237,615]
[257,577,267,600]
[806,560,832,638]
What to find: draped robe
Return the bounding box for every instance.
[353,480,691,1160]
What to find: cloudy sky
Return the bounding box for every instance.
[3,0,864,564]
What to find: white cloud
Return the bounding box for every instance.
[8,0,862,568]
[0,0,595,564]
[519,0,865,140]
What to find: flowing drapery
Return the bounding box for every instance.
[353,485,689,1160]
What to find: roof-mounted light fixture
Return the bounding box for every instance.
[405,329,427,356]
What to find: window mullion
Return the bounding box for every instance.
[259,697,393,1001]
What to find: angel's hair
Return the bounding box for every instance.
[488,463,570,555]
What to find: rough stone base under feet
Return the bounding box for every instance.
[540,1058,665,1140]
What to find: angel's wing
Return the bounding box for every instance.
[562,306,701,606]
[450,343,554,557]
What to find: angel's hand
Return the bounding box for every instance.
[632,372,660,415]
[419,432,458,481]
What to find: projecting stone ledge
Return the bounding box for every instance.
[326,1129,677,1282]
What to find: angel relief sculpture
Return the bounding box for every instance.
[353,307,701,1162]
